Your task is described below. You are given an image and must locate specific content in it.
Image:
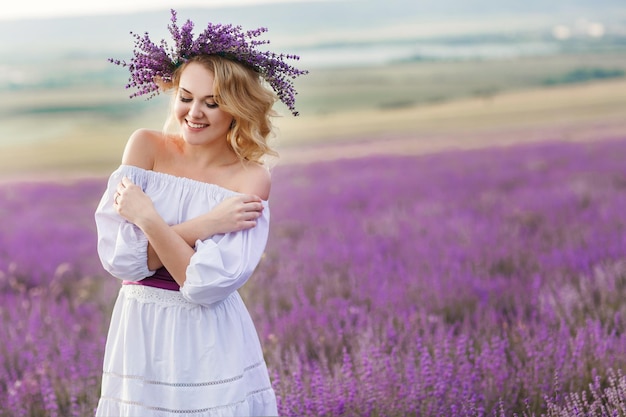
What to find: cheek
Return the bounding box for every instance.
[211,109,234,127]
[173,102,187,119]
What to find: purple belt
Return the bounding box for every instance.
[123,267,179,291]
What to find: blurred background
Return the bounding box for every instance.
[1,0,625,178]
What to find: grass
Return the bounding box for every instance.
[294,52,626,115]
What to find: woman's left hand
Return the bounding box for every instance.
[113,177,158,227]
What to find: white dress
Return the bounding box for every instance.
[93,165,278,417]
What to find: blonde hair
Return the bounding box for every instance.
[160,55,279,163]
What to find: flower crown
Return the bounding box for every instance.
[109,9,308,116]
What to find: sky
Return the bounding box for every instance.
[0,0,327,20]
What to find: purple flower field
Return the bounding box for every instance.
[2,137,626,416]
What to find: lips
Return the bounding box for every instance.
[186,120,209,129]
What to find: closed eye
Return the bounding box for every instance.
[179,88,217,108]
[179,96,218,109]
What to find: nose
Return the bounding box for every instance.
[188,101,203,119]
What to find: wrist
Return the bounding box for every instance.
[200,211,220,237]
[135,210,163,234]
[174,212,218,245]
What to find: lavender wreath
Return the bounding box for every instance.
[109,9,308,115]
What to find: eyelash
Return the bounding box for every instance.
[180,97,219,109]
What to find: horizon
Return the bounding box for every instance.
[0,0,624,84]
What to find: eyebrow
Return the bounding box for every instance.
[180,87,214,99]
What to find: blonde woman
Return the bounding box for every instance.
[94,10,306,416]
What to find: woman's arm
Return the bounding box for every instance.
[114,177,265,286]
[145,194,265,270]
[118,129,264,272]
[113,176,193,286]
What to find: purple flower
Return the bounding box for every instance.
[109,9,308,115]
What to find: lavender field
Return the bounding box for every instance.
[2,137,626,416]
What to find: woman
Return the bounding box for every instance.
[94,10,306,416]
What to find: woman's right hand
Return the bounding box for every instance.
[208,194,265,235]
[147,194,265,270]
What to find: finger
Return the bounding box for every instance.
[250,203,264,213]
[121,176,134,188]
[243,201,264,212]
[242,219,257,230]
[246,211,260,220]
[240,194,262,203]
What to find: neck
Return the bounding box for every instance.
[177,135,239,169]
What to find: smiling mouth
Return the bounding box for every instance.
[186,120,209,129]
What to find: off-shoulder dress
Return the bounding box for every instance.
[93,165,277,417]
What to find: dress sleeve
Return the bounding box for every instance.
[180,201,270,306]
[94,166,154,281]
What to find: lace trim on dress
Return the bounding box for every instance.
[121,284,196,308]
[100,386,273,414]
[104,360,265,387]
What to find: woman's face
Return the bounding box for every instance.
[174,62,234,147]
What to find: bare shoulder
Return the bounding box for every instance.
[121,128,165,169]
[234,161,272,201]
